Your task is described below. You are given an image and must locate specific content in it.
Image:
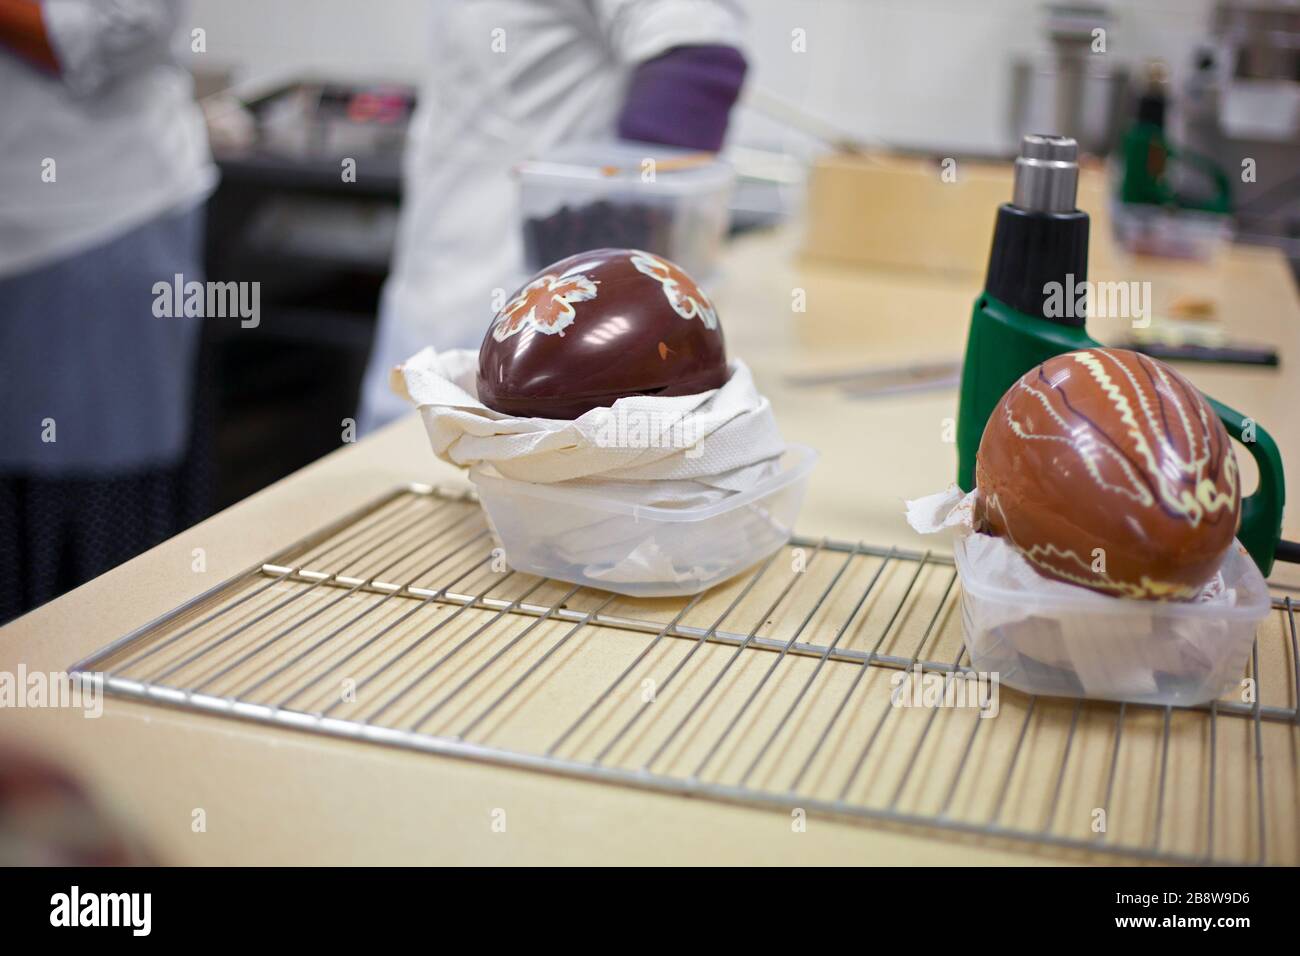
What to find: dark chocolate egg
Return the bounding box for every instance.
[976,347,1240,600]
[477,248,727,419]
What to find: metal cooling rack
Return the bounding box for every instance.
[72,485,1300,865]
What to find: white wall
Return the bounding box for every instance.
[188,0,1218,155]
[729,0,1217,155]
[188,0,432,86]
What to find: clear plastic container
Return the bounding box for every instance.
[469,445,817,598]
[1110,199,1231,260]
[953,535,1271,706]
[516,139,734,280]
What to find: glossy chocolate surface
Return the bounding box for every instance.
[477,248,728,419]
[976,347,1240,600]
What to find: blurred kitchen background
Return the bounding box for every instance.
[188,0,1300,507]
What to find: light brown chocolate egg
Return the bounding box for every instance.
[975,347,1240,600]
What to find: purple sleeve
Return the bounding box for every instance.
[616,44,747,152]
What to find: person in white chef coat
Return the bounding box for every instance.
[0,0,216,622]
[358,0,749,432]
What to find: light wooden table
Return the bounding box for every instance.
[3,216,1298,865]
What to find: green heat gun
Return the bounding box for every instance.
[955,134,1285,575]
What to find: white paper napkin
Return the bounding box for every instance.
[391,347,786,504]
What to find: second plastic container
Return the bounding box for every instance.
[953,535,1271,706]
[516,139,734,280]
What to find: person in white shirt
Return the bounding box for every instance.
[357,0,748,433]
[0,0,217,621]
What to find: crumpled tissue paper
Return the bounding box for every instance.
[905,485,1254,702]
[392,347,791,587]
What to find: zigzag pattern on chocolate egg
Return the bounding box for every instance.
[977,347,1240,601]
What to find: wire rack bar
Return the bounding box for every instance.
[253,564,1300,725]
[71,485,1300,865]
[75,673,1252,867]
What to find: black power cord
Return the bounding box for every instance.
[1276,539,1300,565]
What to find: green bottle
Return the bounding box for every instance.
[1118,62,1232,214]
[956,134,1284,575]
